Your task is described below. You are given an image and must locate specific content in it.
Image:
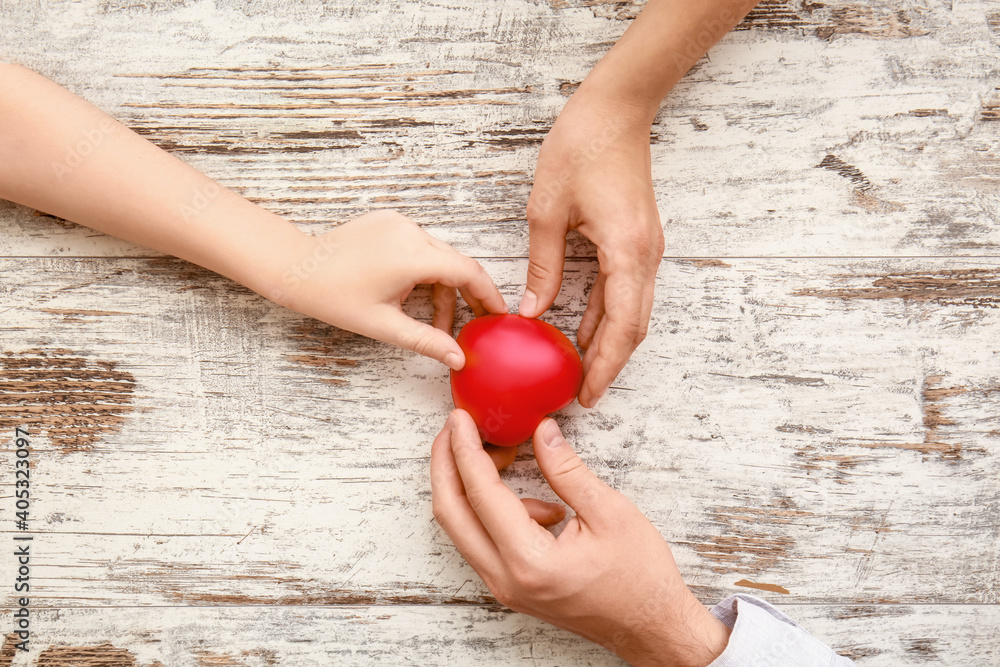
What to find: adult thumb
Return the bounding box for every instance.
[521,216,567,318]
[532,418,610,520]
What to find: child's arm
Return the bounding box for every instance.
[0,63,506,369]
[521,0,760,407]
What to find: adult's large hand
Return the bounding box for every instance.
[430,409,731,666]
[521,87,664,409]
[519,0,761,408]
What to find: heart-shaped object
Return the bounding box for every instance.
[450,314,583,447]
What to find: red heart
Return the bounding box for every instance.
[451,314,583,447]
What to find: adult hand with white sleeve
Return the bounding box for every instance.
[430,409,731,667]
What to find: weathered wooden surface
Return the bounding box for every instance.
[1,0,999,258]
[0,605,998,666]
[1,258,999,662]
[1,0,999,664]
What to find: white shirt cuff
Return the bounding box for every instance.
[706,594,856,667]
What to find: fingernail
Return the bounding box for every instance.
[542,419,563,449]
[445,412,456,430]
[518,290,537,317]
[582,387,606,409]
[444,352,463,370]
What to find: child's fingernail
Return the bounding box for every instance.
[445,412,456,431]
[518,290,537,317]
[542,419,563,449]
[445,352,462,369]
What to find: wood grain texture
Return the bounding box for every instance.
[0,0,998,258]
[0,605,997,666]
[0,259,997,614]
[1,0,998,664]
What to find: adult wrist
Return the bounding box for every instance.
[615,587,731,667]
[570,72,661,134]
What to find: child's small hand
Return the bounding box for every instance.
[0,64,503,371]
[279,210,508,370]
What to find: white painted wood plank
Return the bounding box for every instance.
[1,604,997,666]
[1,2,998,662]
[1,258,997,610]
[0,0,997,258]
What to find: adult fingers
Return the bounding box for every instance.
[638,272,657,359]
[432,283,457,334]
[370,306,465,370]
[532,418,614,524]
[450,409,554,559]
[430,414,504,581]
[485,444,518,471]
[521,212,568,318]
[521,498,566,527]
[577,270,645,408]
[577,272,607,351]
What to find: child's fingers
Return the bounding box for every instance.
[370,306,466,370]
[432,283,457,334]
[431,254,507,316]
[458,286,488,318]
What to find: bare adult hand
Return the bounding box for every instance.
[520,0,760,408]
[431,409,731,666]
[522,87,664,409]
